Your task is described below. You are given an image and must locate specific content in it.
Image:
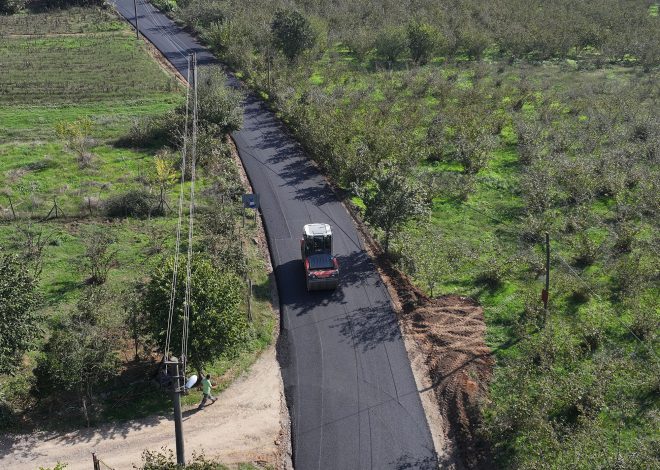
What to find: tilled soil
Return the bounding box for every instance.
[407,296,494,469]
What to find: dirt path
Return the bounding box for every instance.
[0,346,288,469]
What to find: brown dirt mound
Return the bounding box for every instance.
[408,296,494,469]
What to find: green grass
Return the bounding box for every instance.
[0,7,275,435]
[0,15,179,106]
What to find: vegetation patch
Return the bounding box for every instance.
[0,6,275,434]
[167,0,659,467]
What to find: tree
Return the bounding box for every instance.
[359,169,430,253]
[270,9,316,61]
[374,26,407,64]
[142,255,248,372]
[34,287,119,425]
[407,22,437,64]
[431,105,499,174]
[0,252,40,374]
[151,152,177,214]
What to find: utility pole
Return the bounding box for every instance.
[542,232,550,326]
[133,0,140,39]
[165,356,185,465]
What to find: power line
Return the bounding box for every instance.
[165,54,191,360]
[182,52,198,373]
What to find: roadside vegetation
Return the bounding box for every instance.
[0,5,274,432]
[158,0,660,467]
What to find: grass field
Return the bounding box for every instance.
[0,6,275,431]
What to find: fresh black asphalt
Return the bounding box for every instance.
[108,2,438,467]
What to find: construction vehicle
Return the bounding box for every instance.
[301,223,339,291]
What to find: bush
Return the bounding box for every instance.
[103,189,161,219]
[179,0,226,28]
[150,0,177,12]
[137,448,228,470]
[0,0,25,14]
[193,66,244,135]
[80,227,118,285]
[119,111,184,149]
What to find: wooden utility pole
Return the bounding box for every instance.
[542,232,550,326]
[133,0,140,39]
[165,357,185,466]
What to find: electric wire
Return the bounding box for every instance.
[165,55,191,361]
[182,53,198,374]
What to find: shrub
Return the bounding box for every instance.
[34,288,119,425]
[137,448,227,470]
[55,118,95,169]
[103,189,161,219]
[179,0,226,27]
[38,0,103,7]
[0,0,26,14]
[194,66,244,134]
[80,227,118,285]
[150,0,177,12]
[119,111,184,149]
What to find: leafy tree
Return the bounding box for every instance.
[34,287,119,425]
[431,105,499,174]
[407,22,437,64]
[270,9,316,61]
[374,26,407,64]
[0,252,40,374]
[359,169,429,253]
[151,152,177,214]
[142,255,248,372]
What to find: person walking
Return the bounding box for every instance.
[198,374,217,410]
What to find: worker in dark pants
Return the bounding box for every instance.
[198,374,217,410]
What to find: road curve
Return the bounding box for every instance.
[109,2,437,468]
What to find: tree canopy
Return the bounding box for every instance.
[360,169,429,252]
[271,9,316,61]
[142,255,249,371]
[0,252,39,374]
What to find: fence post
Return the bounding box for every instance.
[7,195,16,219]
[92,452,101,470]
[247,278,253,322]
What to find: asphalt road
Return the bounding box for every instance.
[109,2,438,468]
